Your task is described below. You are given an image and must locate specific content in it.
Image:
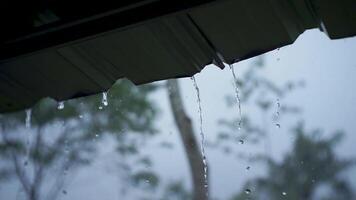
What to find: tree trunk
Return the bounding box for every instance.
[166,79,208,200]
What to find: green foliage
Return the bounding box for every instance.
[131,171,160,190]
[161,181,192,200]
[0,79,159,200]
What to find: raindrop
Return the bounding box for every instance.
[102,92,108,106]
[79,114,83,119]
[191,76,208,194]
[229,64,242,129]
[245,189,251,194]
[246,166,250,170]
[64,140,69,153]
[23,160,28,166]
[282,192,287,196]
[62,190,67,195]
[95,134,99,138]
[25,109,32,128]
[98,106,103,110]
[63,166,69,175]
[274,99,281,128]
[277,98,281,109]
[239,139,244,144]
[57,101,64,110]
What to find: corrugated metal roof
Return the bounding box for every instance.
[0,0,355,113]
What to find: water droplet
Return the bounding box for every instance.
[64,140,70,153]
[191,76,208,194]
[102,92,108,106]
[63,166,69,175]
[245,189,251,194]
[57,101,64,110]
[282,192,287,196]
[273,99,281,127]
[246,166,250,170]
[23,160,28,166]
[95,134,99,138]
[25,109,32,128]
[239,139,244,144]
[277,98,281,108]
[62,190,67,195]
[98,106,103,110]
[229,64,242,130]
[79,115,83,119]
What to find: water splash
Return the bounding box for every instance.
[102,92,108,106]
[191,76,209,191]
[229,64,242,129]
[57,101,64,110]
[25,109,32,128]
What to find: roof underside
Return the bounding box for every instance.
[0,0,355,113]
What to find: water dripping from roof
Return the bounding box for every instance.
[57,101,64,110]
[229,64,242,130]
[25,109,32,128]
[191,76,209,193]
[24,109,32,166]
[102,92,108,106]
[274,98,281,128]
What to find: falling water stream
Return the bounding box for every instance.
[229,64,242,129]
[57,101,64,110]
[102,92,108,106]
[275,98,281,128]
[25,109,32,128]
[190,76,209,192]
[24,109,32,166]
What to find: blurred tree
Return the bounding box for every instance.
[166,79,207,200]
[0,79,158,200]
[230,123,355,200]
